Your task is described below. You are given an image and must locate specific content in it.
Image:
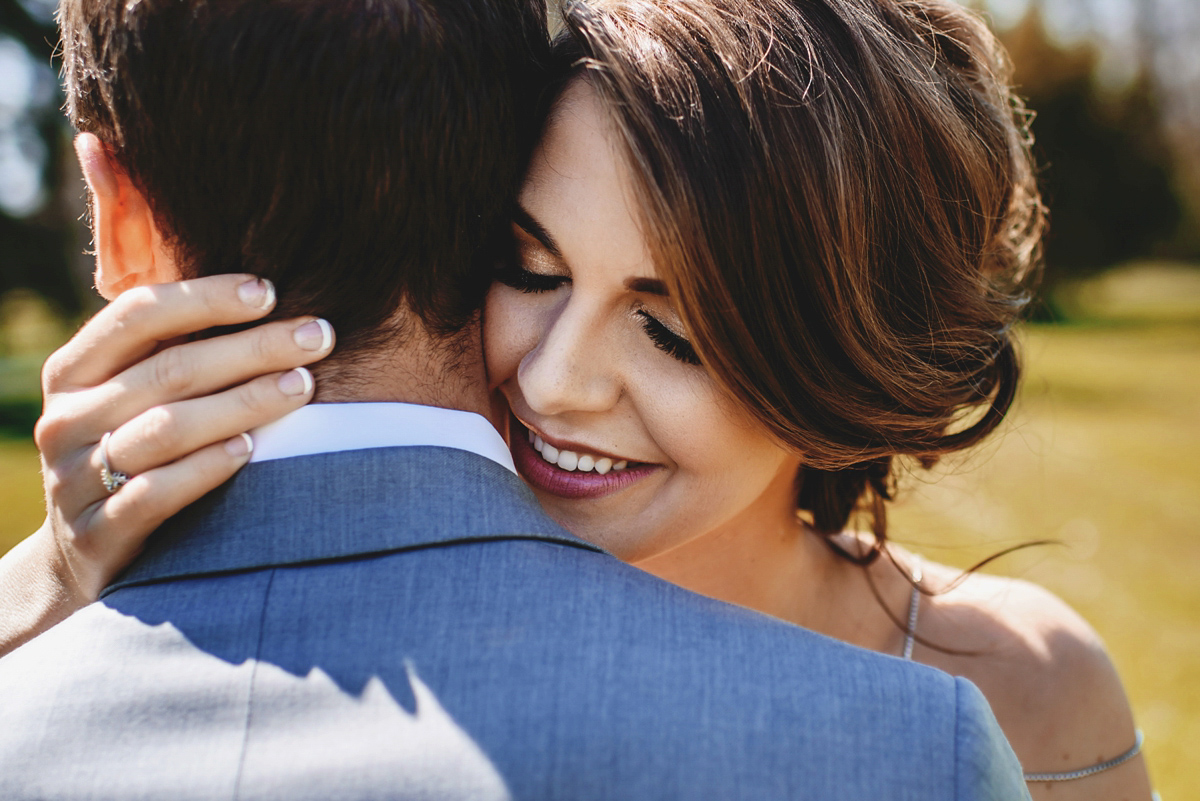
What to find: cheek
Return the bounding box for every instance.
[652,380,791,498]
[483,286,537,391]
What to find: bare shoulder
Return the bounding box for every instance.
[912,564,1144,782]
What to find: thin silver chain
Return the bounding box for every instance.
[1023,730,1144,782]
[900,558,922,661]
[897,556,1144,784]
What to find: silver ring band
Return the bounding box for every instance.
[99,431,131,494]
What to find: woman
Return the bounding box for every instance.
[2,0,1152,797]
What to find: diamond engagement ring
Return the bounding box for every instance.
[99,431,131,494]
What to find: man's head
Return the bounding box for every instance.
[60,0,547,368]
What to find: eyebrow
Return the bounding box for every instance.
[512,204,562,258]
[625,277,669,296]
[512,203,669,297]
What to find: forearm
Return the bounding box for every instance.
[0,522,92,657]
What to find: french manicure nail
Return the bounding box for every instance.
[293,319,333,352]
[225,433,254,458]
[238,278,275,310]
[278,367,314,396]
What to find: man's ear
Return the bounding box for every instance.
[75,133,179,300]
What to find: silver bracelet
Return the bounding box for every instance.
[1024,729,1144,783]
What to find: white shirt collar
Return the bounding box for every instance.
[247,402,516,475]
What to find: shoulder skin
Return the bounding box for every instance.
[913,565,1152,799]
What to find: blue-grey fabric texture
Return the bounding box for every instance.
[0,446,1030,800]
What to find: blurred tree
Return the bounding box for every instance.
[989,0,1200,270]
[0,0,89,319]
[1001,8,1197,290]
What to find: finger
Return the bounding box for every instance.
[42,366,312,514]
[43,274,278,391]
[94,368,315,479]
[111,316,331,422]
[51,317,332,444]
[71,436,257,590]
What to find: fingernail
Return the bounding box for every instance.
[278,367,314,396]
[293,319,333,352]
[225,433,254,458]
[238,278,276,310]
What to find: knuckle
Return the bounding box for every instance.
[198,280,229,317]
[107,484,149,523]
[138,405,181,451]
[254,321,297,363]
[195,273,254,318]
[43,463,90,525]
[77,511,123,561]
[242,376,281,416]
[149,346,195,395]
[111,480,173,533]
[40,350,68,392]
[112,285,158,327]
[33,409,69,455]
[248,329,277,364]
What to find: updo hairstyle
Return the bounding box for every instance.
[552,0,1045,558]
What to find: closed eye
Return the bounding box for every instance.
[495,262,570,294]
[637,311,700,366]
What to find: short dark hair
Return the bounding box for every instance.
[557,0,1043,548]
[59,0,548,357]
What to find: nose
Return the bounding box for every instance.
[518,296,623,416]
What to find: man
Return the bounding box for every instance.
[0,0,1029,798]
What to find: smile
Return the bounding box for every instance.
[509,416,659,500]
[528,428,628,474]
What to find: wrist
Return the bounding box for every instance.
[40,517,106,606]
[0,520,94,657]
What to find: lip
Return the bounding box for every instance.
[509,416,660,500]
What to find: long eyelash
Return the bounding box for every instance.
[494,262,569,294]
[637,311,701,366]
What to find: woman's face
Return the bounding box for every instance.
[485,81,799,562]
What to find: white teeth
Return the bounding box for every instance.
[528,427,631,474]
[528,428,535,444]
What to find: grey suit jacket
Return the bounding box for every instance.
[0,446,1029,799]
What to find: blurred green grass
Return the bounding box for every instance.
[1,266,1198,796]
[0,289,61,540]
[0,439,44,540]
[890,319,1199,797]
[888,262,1200,798]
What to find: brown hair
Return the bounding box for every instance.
[554,0,1044,555]
[59,0,547,357]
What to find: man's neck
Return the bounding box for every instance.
[309,316,495,427]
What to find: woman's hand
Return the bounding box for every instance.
[0,274,334,654]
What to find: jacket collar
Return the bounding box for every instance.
[104,446,605,597]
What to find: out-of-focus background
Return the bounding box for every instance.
[1,0,1197,793]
